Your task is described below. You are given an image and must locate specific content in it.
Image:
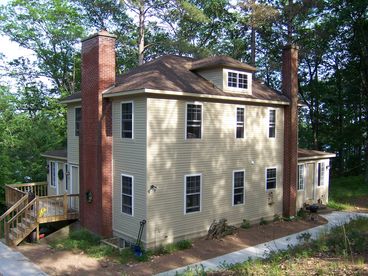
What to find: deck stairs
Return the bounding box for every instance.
[0,182,79,246]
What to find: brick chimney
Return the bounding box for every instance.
[282,45,299,217]
[80,30,116,237]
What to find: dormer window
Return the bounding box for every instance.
[228,71,248,89]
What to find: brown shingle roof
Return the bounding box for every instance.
[105,55,288,103]
[191,56,257,72]
[298,148,335,161]
[60,92,81,102]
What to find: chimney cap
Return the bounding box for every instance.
[81,30,117,42]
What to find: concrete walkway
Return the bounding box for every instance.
[0,241,47,276]
[157,212,368,276]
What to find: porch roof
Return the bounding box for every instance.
[298,148,336,161]
[41,149,67,161]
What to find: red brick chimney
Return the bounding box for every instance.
[80,30,116,237]
[282,45,299,217]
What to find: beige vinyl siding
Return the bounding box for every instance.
[196,69,224,90]
[112,96,147,244]
[67,104,80,165]
[146,98,284,246]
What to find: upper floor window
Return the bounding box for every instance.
[233,170,245,205]
[75,107,81,136]
[122,174,134,216]
[185,174,201,214]
[317,162,325,187]
[266,168,276,190]
[236,107,245,139]
[121,102,133,139]
[297,164,304,190]
[186,103,202,139]
[269,109,276,138]
[227,71,248,89]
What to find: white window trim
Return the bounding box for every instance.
[120,101,134,140]
[224,69,252,94]
[74,106,81,137]
[235,106,246,139]
[232,169,245,206]
[185,102,203,140]
[297,163,305,191]
[121,173,134,217]
[265,167,277,191]
[268,108,276,139]
[184,173,202,214]
[317,161,326,188]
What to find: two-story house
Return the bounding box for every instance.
[42,31,335,248]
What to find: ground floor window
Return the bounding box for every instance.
[185,174,201,214]
[266,168,277,190]
[297,164,305,190]
[317,162,325,186]
[50,161,57,188]
[121,174,134,216]
[233,170,245,205]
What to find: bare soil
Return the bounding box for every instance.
[346,195,368,213]
[16,216,326,276]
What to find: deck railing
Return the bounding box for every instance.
[38,194,79,223]
[8,182,47,197]
[5,185,27,207]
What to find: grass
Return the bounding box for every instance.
[179,216,368,275]
[327,175,368,211]
[50,229,192,264]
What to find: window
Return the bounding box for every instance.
[269,109,276,138]
[65,164,69,191]
[185,174,201,214]
[317,162,325,187]
[297,164,304,190]
[121,102,133,139]
[186,103,202,139]
[75,107,81,136]
[50,161,57,187]
[227,71,248,89]
[121,174,134,215]
[266,168,277,190]
[233,170,245,205]
[236,107,245,138]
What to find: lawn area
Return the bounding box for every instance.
[327,175,368,211]
[180,216,368,275]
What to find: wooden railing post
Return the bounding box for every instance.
[63,193,68,219]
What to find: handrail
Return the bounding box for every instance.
[7,182,47,188]
[6,182,47,197]
[0,195,28,222]
[39,193,79,199]
[7,198,37,225]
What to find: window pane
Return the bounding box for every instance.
[122,175,133,215]
[122,103,133,139]
[186,104,202,139]
[185,175,201,213]
[228,72,237,87]
[75,107,81,136]
[234,194,244,205]
[266,168,276,189]
[238,73,248,89]
[269,110,276,138]
[236,108,245,138]
[233,171,244,205]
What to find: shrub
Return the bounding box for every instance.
[297,208,307,219]
[241,219,251,229]
[260,217,268,225]
[273,214,282,222]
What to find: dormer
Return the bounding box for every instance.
[191,56,256,95]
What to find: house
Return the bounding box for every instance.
[42,30,335,248]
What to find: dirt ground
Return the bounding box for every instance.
[346,195,368,213]
[16,216,326,276]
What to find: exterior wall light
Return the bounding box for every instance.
[148,185,157,193]
[86,191,93,203]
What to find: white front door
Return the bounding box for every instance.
[70,165,79,211]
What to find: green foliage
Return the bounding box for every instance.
[259,217,268,225]
[273,214,282,222]
[241,219,251,229]
[296,208,307,219]
[152,239,192,255]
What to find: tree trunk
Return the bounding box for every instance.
[138,1,145,65]
[250,27,256,66]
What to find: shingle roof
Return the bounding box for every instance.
[61,55,289,103]
[60,92,81,103]
[298,148,335,160]
[191,56,257,72]
[41,149,67,160]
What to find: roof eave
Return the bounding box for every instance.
[298,153,336,161]
[40,154,67,161]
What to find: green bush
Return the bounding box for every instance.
[241,219,251,229]
[176,239,192,250]
[259,217,268,225]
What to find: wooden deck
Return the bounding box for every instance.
[1,182,79,246]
